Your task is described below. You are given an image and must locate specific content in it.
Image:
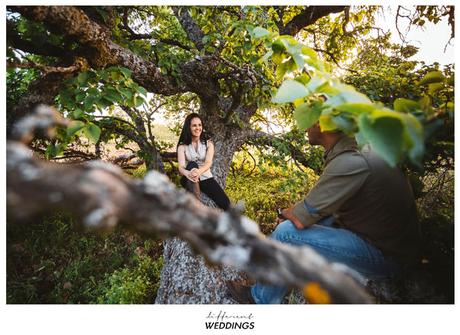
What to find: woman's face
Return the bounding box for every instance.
[190,117,202,138]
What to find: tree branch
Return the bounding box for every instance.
[245,129,322,174]
[10,6,185,96]
[171,6,204,50]
[280,6,348,36]
[7,19,71,59]
[7,57,87,75]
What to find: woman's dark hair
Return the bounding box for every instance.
[177,113,210,149]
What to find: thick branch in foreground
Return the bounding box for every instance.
[7,140,371,303]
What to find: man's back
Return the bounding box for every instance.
[336,145,421,264]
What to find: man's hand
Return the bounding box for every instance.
[278,207,305,230]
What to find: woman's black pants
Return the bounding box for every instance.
[180,161,230,211]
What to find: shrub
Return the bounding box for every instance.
[7,212,163,304]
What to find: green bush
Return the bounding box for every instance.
[226,165,318,234]
[96,255,163,304]
[7,212,163,304]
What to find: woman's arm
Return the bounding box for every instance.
[177,145,198,182]
[195,140,214,176]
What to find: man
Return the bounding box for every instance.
[227,123,421,304]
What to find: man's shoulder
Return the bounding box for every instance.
[325,150,369,175]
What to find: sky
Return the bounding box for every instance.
[375,6,454,66]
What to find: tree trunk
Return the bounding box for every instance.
[155,237,244,304]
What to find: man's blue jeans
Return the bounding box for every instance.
[251,219,401,304]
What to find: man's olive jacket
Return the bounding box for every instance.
[292,135,421,264]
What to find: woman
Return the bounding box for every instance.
[177,113,230,211]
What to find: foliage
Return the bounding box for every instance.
[97,254,163,304]
[342,35,454,301]
[7,212,163,304]
[6,67,39,128]
[7,6,454,172]
[50,66,148,156]
[226,150,318,234]
[6,68,39,106]
[251,30,432,168]
[343,35,454,178]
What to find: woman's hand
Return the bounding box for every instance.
[186,170,199,183]
[189,168,200,179]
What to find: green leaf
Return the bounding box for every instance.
[332,114,356,133]
[75,92,86,103]
[325,91,371,107]
[306,76,327,93]
[333,103,376,115]
[301,46,318,60]
[419,95,432,111]
[402,114,424,166]
[66,120,85,137]
[319,114,337,132]
[104,87,123,103]
[292,53,305,69]
[73,108,84,119]
[259,50,273,63]
[294,74,310,85]
[394,98,420,113]
[419,71,445,85]
[82,123,101,143]
[428,82,444,95]
[45,143,65,159]
[135,96,145,107]
[276,59,297,81]
[84,96,96,111]
[272,80,309,103]
[77,72,89,85]
[272,51,287,65]
[120,67,132,79]
[358,113,404,167]
[136,86,148,96]
[119,88,133,99]
[294,103,322,130]
[87,87,100,98]
[252,26,270,39]
[272,39,286,54]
